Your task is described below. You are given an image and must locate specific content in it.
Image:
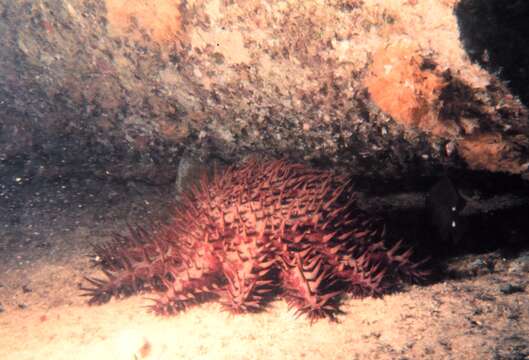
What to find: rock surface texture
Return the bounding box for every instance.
[1,0,528,183]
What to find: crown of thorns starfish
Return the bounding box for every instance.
[81,158,428,321]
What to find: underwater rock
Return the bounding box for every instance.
[0,0,528,183]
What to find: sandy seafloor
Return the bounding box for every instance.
[0,177,528,360]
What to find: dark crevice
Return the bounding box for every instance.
[455,0,529,106]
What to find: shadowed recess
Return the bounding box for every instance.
[455,0,529,106]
